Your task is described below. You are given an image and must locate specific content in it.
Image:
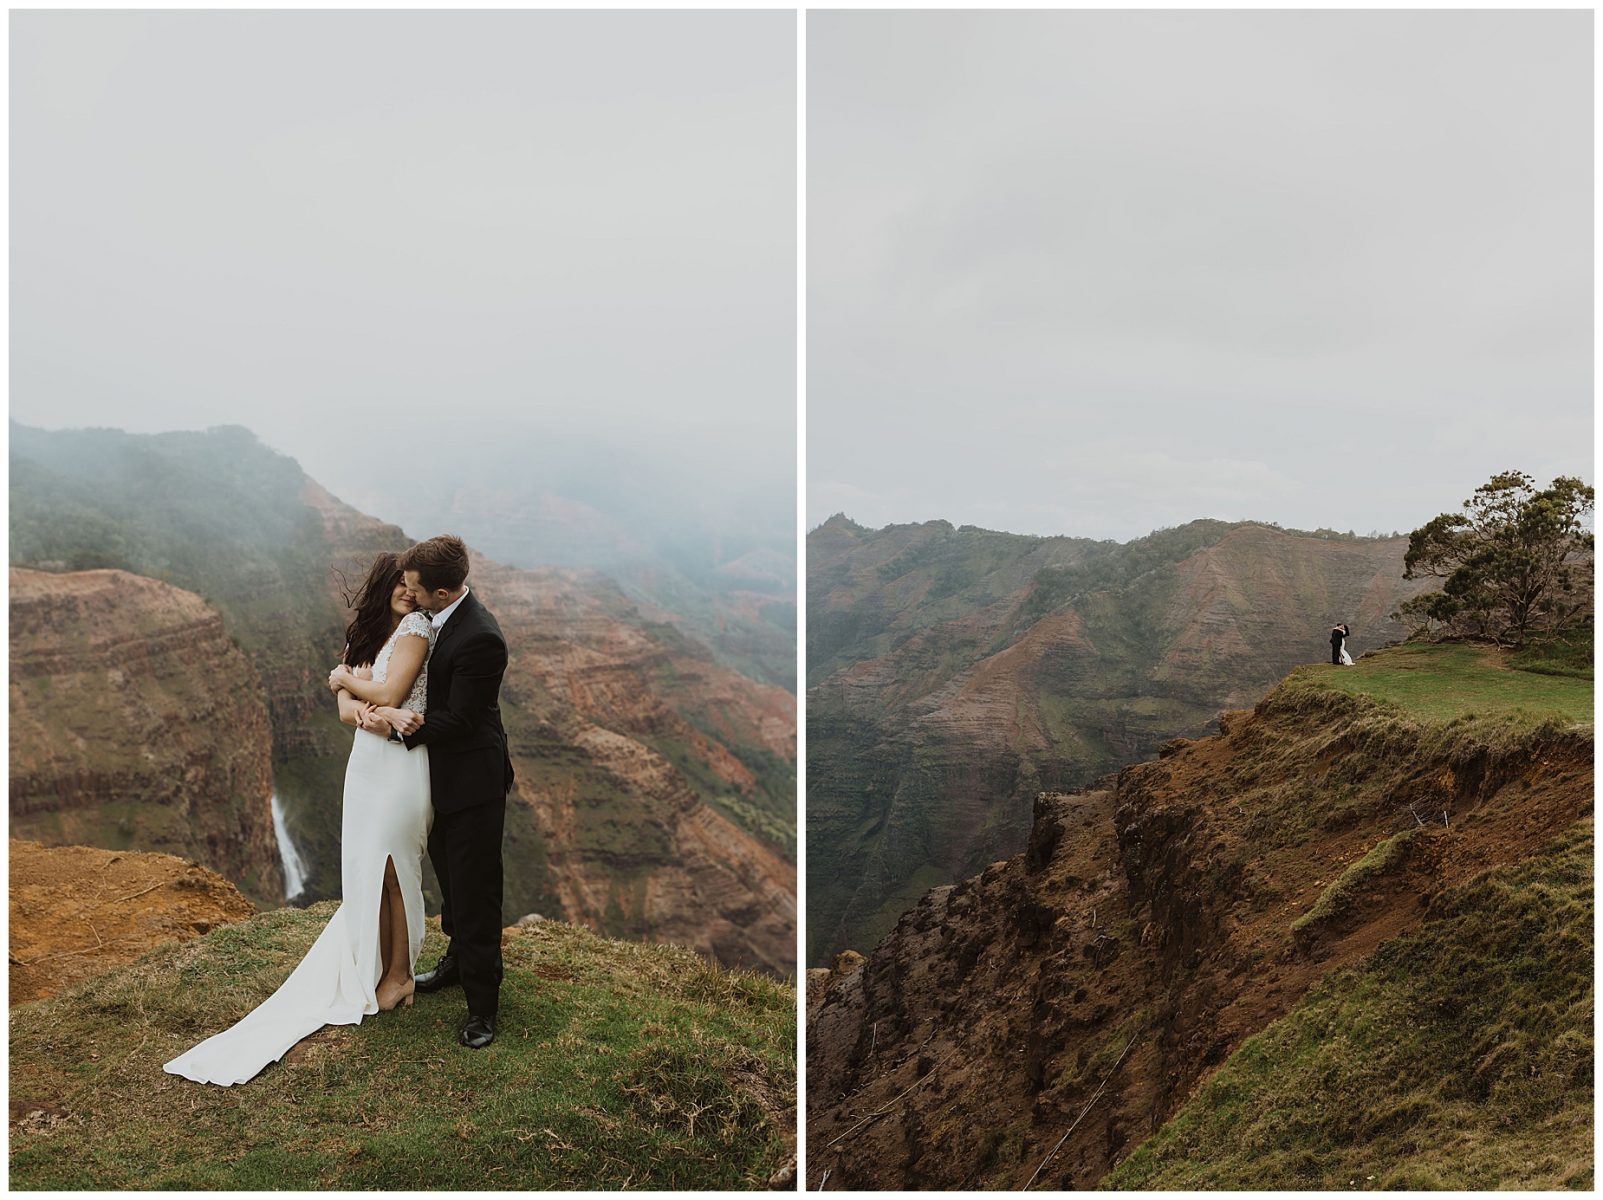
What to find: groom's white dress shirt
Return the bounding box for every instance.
[432,585,470,631]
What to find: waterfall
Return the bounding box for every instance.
[270,791,308,902]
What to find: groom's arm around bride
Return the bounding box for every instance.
[398,631,507,751]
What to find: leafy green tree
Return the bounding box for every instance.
[1400,471,1594,646]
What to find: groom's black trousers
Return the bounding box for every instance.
[428,799,505,1019]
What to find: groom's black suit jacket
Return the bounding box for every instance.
[402,588,515,813]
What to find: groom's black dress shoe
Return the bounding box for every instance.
[414,955,460,993]
[459,1014,496,1049]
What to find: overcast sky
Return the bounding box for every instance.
[12,10,794,524]
[809,10,1592,541]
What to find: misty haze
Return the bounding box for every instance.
[12,8,796,685]
[10,10,796,1187]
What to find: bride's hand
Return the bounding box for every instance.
[357,705,393,737]
[376,707,424,735]
[353,665,374,681]
[327,664,351,694]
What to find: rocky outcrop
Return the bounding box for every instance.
[806,667,1592,1188]
[9,840,256,1004]
[807,516,1432,963]
[9,569,283,903]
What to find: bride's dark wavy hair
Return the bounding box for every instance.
[337,552,405,668]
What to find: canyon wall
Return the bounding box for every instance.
[12,424,796,974]
[807,658,1592,1187]
[807,515,1429,962]
[10,568,283,903]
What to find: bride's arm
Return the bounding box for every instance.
[329,635,428,708]
[334,665,377,727]
[335,687,368,727]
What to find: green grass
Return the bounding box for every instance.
[1292,642,1593,726]
[1197,654,1588,859]
[1106,821,1594,1190]
[1510,629,1595,679]
[10,905,794,1190]
[1290,829,1414,946]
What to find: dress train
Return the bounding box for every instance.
[162,729,431,1086]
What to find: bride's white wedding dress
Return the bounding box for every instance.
[164,611,435,1086]
[1339,637,1354,666]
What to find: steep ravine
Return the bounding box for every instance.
[806,669,1592,1188]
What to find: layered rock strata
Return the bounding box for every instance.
[12,425,796,975]
[9,568,283,903]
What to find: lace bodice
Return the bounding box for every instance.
[371,611,434,713]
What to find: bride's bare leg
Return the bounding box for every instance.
[375,857,414,1011]
[376,879,395,979]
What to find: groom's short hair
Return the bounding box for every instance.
[399,535,469,593]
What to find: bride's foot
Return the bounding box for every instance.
[376,976,415,1011]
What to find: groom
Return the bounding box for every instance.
[387,534,515,1049]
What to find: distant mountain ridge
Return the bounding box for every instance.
[10,423,795,975]
[806,513,1430,963]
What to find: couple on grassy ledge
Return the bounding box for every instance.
[164,535,514,1086]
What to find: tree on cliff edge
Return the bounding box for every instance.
[1400,470,1594,646]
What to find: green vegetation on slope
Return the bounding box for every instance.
[1509,628,1595,679]
[1211,644,1592,858]
[1293,641,1593,725]
[1106,821,1593,1191]
[1103,646,1593,1189]
[1290,828,1415,946]
[10,907,794,1190]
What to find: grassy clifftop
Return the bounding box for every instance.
[10,908,795,1190]
[1295,640,1592,724]
[1107,821,1592,1190]
[1105,642,1593,1189]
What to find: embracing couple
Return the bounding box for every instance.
[1330,622,1354,667]
[164,534,515,1086]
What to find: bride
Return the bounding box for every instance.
[164,552,435,1086]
